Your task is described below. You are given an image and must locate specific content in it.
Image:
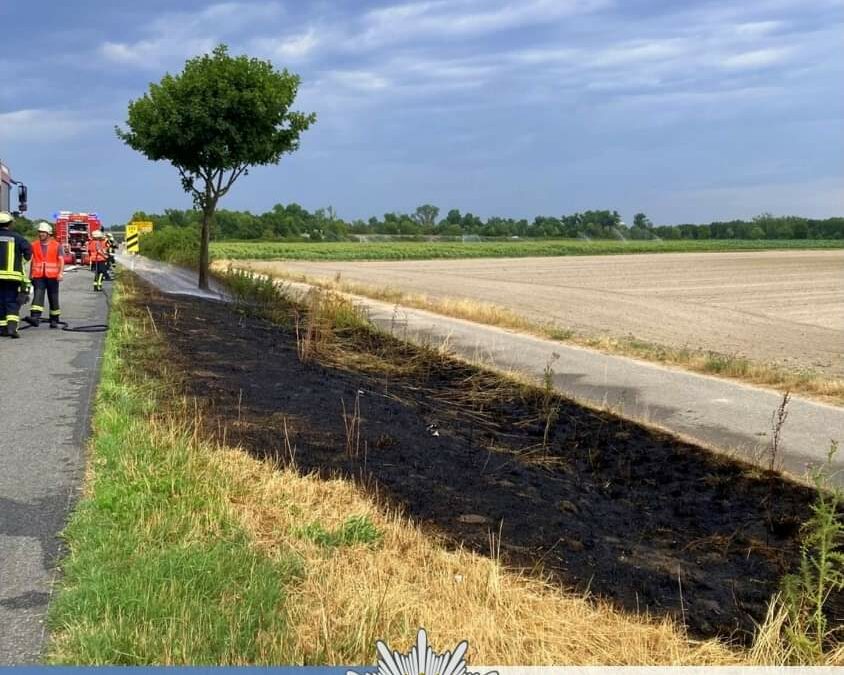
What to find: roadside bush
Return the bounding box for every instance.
[752,444,844,664]
[140,226,200,266]
[780,444,843,662]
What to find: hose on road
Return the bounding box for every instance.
[18,274,112,333]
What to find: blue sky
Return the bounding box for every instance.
[1,0,842,225]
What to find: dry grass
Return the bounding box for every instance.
[207,265,841,665]
[212,447,745,666]
[749,600,844,665]
[65,271,839,666]
[215,261,844,406]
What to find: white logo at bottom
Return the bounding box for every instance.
[348,628,497,675]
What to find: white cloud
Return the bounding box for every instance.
[720,47,793,70]
[590,39,689,67]
[0,109,95,143]
[358,0,611,45]
[325,70,391,91]
[100,2,282,68]
[399,56,499,81]
[729,20,784,37]
[585,76,662,91]
[253,29,320,61]
[101,37,216,67]
[509,39,689,70]
[95,0,839,131]
[511,47,580,65]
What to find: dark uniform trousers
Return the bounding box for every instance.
[0,280,21,333]
[31,278,61,320]
[93,262,108,290]
[0,228,31,336]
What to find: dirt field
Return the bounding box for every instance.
[240,250,844,376]
[134,279,842,643]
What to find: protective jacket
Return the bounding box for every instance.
[0,228,33,282]
[31,239,63,279]
[87,239,108,263]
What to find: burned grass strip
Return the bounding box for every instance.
[136,277,841,645]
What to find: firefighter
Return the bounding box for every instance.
[0,211,33,339]
[26,222,65,328]
[87,230,108,291]
[104,232,115,280]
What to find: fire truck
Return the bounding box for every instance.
[0,157,27,215]
[54,211,103,264]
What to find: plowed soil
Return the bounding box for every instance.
[133,279,842,644]
[242,250,844,376]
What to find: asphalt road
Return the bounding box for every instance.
[117,253,228,301]
[0,266,109,664]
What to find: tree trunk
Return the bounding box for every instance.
[198,206,213,290]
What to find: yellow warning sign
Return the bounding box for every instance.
[133,221,154,234]
[125,223,140,253]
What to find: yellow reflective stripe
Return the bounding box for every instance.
[6,315,20,321]
[31,305,44,312]
[50,310,61,316]
[0,235,24,279]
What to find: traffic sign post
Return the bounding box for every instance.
[125,223,140,253]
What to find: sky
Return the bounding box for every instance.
[1,0,842,226]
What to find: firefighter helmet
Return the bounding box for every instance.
[37,222,53,234]
[0,211,13,225]
[92,230,104,239]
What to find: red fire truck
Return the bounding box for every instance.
[0,157,27,215]
[54,211,103,264]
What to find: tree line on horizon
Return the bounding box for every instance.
[128,204,844,241]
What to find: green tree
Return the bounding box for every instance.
[445,209,462,226]
[412,204,440,231]
[633,212,652,229]
[116,44,316,288]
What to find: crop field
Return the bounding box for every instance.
[210,238,844,262]
[232,250,844,380]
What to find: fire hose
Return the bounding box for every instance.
[17,267,111,333]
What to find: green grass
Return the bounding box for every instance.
[211,239,844,262]
[47,279,301,665]
[296,515,382,549]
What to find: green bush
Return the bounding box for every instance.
[140,226,200,266]
[780,443,844,662]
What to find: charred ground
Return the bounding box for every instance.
[132,277,840,643]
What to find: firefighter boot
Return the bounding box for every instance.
[7,319,20,339]
[50,317,59,329]
[25,312,41,327]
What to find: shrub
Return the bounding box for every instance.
[778,444,843,662]
[140,226,200,266]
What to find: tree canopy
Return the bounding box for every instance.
[134,205,844,243]
[117,44,316,287]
